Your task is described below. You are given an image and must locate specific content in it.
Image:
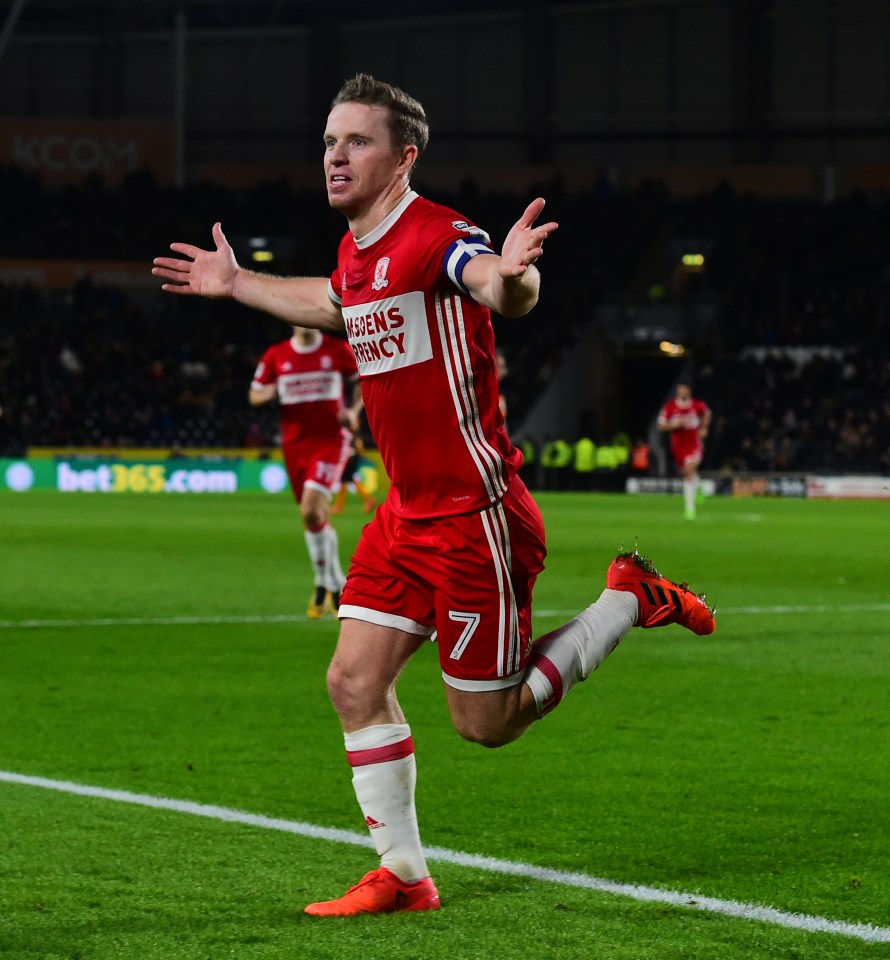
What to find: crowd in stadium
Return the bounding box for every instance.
[0,164,887,476]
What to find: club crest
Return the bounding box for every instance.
[372,257,391,291]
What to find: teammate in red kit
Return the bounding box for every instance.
[153,73,716,918]
[658,380,712,520]
[249,326,362,617]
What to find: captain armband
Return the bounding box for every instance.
[443,238,496,294]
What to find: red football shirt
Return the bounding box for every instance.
[328,191,520,520]
[658,397,710,463]
[251,334,357,447]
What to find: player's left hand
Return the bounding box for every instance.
[498,198,559,280]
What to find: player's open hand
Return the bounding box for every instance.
[152,222,238,299]
[498,198,558,280]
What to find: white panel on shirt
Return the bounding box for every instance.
[277,370,342,404]
[341,291,432,376]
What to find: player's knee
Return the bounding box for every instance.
[447,686,527,748]
[302,503,326,529]
[326,659,359,716]
[326,658,386,726]
[452,714,517,749]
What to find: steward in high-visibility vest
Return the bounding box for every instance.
[595,445,619,470]
[574,437,596,489]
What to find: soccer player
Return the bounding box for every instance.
[250,325,362,618]
[657,380,712,520]
[153,73,716,917]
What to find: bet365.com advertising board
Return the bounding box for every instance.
[0,458,294,495]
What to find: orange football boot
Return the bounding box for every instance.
[304,867,441,917]
[607,549,716,636]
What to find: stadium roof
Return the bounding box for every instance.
[8,0,568,35]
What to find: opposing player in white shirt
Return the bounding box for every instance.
[154,73,716,917]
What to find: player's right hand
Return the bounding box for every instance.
[152,222,239,299]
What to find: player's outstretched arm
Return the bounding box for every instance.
[461,197,558,318]
[152,222,343,331]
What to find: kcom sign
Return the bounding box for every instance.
[0,118,173,184]
[13,134,139,174]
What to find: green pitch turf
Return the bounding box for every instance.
[1,490,888,959]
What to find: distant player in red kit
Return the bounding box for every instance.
[154,73,716,918]
[658,380,712,520]
[250,327,362,617]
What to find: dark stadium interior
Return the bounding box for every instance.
[1,0,888,478]
[11,0,526,33]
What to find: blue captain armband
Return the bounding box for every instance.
[444,237,496,294]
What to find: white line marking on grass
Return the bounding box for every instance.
[1,604,888,630]
[0,614,316,629]
[717,603,890,615]
[1,770,887,944]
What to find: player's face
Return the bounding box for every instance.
[676,384,692,403]
[323,102,414,217]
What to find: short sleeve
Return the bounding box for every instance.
[328,272,342,307]
[252,350,274,388]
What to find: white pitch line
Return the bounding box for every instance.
[712,603,890,615]
[0,603,888,630]
[0,614,316,629]
[0,770,887,944]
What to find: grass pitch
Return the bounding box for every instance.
[1,490,888,959]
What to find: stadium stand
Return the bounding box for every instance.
[0,167,887,474]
